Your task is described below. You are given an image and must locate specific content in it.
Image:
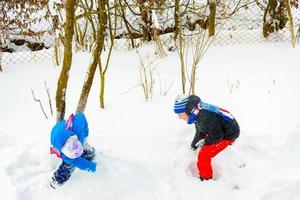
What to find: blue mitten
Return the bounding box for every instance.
[88,161,97,172]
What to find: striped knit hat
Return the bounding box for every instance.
[174,94,189,114]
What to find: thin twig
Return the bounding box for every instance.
[156,70,173,96]
[120,84,141,95]
[44,81,53,116]
[31,89,48,119]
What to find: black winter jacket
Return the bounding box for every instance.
[191,109,240,148]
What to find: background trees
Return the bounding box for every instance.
[0,0,53,53]
[1,0,299,120]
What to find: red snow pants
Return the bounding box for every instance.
[197,139,234,179]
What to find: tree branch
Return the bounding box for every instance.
[31,89,48,119]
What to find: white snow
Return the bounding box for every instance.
[1,42,300,200]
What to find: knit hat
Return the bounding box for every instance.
[174,94,189,114]
[61,135,83,159]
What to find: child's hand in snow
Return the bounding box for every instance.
[88,161,97,172]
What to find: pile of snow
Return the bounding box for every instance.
[0,43,300,200]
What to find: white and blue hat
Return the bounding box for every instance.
[174,94,189,114]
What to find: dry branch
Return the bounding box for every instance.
[31,89,48,119]
[44,81,53,116]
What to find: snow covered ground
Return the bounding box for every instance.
[1,42,300,200]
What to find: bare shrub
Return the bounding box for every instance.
[136,50,157,101]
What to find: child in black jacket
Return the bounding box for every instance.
[174,95,240,180]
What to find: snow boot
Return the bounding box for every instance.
[50,177,63,189]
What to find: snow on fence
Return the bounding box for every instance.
[1,1,299,67]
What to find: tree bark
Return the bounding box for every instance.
[284,0,296,47]
[55,0,76,122]
[100,74,105,108]
[178,31,186,94]
[98,0,116,109]
[208,1,216,37]
[52,15,60,66]
[174,0,180,40]
[97,0,107,109]
[119,0,135,48]
[76,0,107,113]
[138,0,153,41]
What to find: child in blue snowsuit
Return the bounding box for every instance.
[50,113,97,189]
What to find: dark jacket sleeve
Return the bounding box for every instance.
[191,130,205,149]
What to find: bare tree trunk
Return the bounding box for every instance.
[173,0,186,94]
[177,7,186,94]
[137,0,153,41]
[179,34,186,94]
[98,0,116,109]
[54,40,60,66]
[119,0,135,48]
[284,0,296,47]
[208,1,216,37]
[99,74,105,108]
[52,15,60,66]
[75,46,100,113]
[55,0,76,122]
[174,0,180,40]
[76,0,107,113]
[263,0,272,38]
[98,0,107,108]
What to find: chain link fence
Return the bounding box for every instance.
[1,1,299,67]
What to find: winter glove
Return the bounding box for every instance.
[87,161,97,173]
[190,139,204,151]
[190,144,198,151]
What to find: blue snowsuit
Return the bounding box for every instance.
[51,113,96,184]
